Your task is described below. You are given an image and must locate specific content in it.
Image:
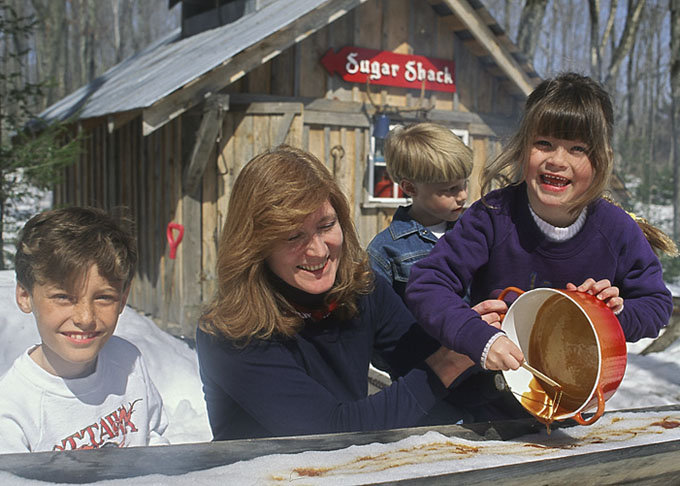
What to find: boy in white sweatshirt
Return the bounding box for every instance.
[0,207,168,453]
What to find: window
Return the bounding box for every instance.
[365,124,470,206]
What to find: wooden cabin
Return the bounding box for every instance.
[40,0,540,338]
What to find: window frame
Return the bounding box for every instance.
[364,124,470,208]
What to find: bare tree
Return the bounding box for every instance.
[587,0,645,89]
[516,0,549,60]
[608,0,645,84]
[671,0,680,240]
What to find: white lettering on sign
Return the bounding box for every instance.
[346,52,359,74]
[404,61,453,85]
[345,51,452,87]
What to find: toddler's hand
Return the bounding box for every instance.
[484,335,524,371]
[566,278,624,314]
[472,299,508,330]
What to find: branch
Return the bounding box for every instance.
[604,0,646,88]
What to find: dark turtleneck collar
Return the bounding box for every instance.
[266,266,329,309]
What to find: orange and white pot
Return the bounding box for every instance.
[499,287,627,426]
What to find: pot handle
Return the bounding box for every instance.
[497,286,524,301]
[497,287,524,321]
[573,386,605,425]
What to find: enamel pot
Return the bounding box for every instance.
[499,287,627,425]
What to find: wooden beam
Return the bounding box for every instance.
[141,0,368,135]
[441,0,537,96]
[106,109,142,133]
[182,95,230,194]
[243,101,302,115]
[304,110,370,128]
[274,111,297,146]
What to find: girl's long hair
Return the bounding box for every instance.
[481,72,614,216]
[199,145,373,342]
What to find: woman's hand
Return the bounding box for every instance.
[472,299,508,329]
[567,278,624,314]
[426,347,474,388]
[484,335,524,371]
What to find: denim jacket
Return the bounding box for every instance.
[367,205,453,300]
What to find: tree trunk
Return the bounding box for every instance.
[588,0,602,79]
[516,0,549,61]
[625,33,636,144]
[0,181,5,270]
[604,0,646,91]
[111,0,122,63]
[600,0,619,52]
[671,0,680,241]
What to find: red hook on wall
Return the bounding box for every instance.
[167,222,184,260]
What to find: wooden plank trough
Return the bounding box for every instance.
[2,405,680,484]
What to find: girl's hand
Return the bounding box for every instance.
[566,278,624,314]
[484,335,524,371]
[472,299,508,330]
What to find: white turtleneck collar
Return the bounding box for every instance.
[528,204,587,242]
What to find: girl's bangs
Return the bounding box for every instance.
[532,103,594,143]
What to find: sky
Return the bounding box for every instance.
[1,271,680,484]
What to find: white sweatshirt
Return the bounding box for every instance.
[0,336,169,453]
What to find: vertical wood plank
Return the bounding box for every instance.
[170,117,183,328]
[285,111,304,147]
[383,0,410,107]
[251,114,271,154]
[326,12,353,102]
[298,30,327,99]
[217,113,235,235]
[138,121,150,314]
[270,45,295,97]
[202,149,218,308]
[180,188,202,337]
[307,127,324,166]
[152,126,164,318]
[469,135,485,202]
[128,121,140,309]
[353,128,364,240]
[246,61,271,95]
[434,13,455,111]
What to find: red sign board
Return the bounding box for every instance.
[321,46,456,93]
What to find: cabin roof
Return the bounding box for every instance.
[40,0,332,122]
[40,0,540,133]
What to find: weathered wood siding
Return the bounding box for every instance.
[55,118,188,336]
[54,0,524,336]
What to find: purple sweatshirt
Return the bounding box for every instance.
[406,183,673,364]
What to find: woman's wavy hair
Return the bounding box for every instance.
[199,145,373,342]
[481,72,614,216]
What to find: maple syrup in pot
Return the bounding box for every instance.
[522,294,599,423]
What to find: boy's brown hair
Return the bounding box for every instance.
[384,122,472,184]
[15,206,137,293]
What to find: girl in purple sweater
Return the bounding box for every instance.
[406,73,674,420]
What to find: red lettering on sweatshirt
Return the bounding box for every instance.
[52,399,142,451]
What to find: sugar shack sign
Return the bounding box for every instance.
[321,46,456,93]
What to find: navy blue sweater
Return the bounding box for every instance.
[196,276,446,440]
